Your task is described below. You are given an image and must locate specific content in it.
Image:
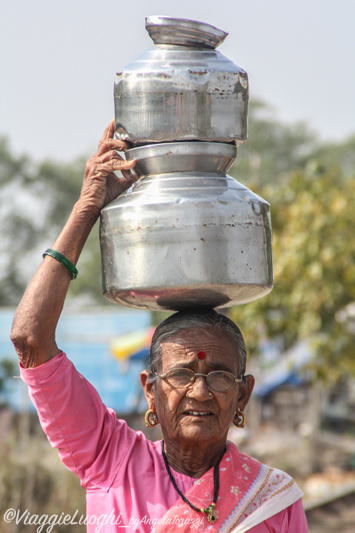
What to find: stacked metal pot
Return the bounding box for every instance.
[100,16,273,311]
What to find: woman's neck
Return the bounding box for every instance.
[162,437,227,478]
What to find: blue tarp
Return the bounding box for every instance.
[253,340,313,398]
[0,307,151,413]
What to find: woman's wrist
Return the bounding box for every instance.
[72,198,102,225]
[48,200,99,267]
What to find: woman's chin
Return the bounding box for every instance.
[176,418,221,443]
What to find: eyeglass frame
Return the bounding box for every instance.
[153,367,244,392]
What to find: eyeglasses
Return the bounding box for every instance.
[154,368,243,392]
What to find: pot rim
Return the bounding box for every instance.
[125,141,237,161]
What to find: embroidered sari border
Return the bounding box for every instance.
[152,443,304,533]
[224,464,271,532]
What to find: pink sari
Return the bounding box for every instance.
[152,443,304,532]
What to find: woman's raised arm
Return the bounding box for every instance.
[11,120,137,368]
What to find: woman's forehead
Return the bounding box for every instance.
[163,326,236,346]
[160,327,240,369]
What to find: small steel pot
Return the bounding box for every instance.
[114,16,249,146]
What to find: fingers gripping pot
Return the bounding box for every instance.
[100,142,273,311]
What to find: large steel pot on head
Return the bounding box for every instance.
[100,143,273,311]
[114,16,249,146]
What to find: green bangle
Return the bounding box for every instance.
[42,249,78,280]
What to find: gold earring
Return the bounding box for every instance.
[233,408,246,428]
[145,409,159,428]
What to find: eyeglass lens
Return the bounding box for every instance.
[164,368,236,392]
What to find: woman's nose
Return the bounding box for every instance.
[186,375,212,399]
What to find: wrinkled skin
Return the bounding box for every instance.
[80,119,138,216]
[11,119,137,369]
[141,326,255,477]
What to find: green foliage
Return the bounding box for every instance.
[233,100,319,186]
[0,141,104,305]
[0,359,16,400]
[35,157,86,231]
[1,100,354,376]
[231,158,355,379]
[312,135,355,179]
[0,137,32,187]
[0,429,85,533]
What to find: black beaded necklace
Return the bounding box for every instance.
[161,440,224,524]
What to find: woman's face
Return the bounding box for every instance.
[142,326,254,448]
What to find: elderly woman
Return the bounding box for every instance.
[11,122,308,532]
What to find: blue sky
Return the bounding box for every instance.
[1,0,354,162]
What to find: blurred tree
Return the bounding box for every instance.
[0,358,16,406]
[230,160,355,378]
[1,101,354,378]
[312,135,355,180]
[0,137,102,305]
[233,100,319,186]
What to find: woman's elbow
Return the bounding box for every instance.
[11,325,39,368]
[10,319,56,368]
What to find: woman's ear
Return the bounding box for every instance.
[140,370,156,411]
[237,374,255,412]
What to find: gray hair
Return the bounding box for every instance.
[147,308,247,382]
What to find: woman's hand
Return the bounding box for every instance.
[11,120,138,368]
[79,119,138,216]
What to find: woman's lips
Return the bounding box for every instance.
[183,411,213,416]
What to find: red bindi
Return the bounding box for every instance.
[197,351,206,360]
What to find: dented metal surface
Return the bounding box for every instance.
[100,144,273,311]
[114,17,248,146]
[100,16,273,311]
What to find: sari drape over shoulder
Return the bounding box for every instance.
[152,443,305,533]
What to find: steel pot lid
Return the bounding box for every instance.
[114,16,248,146]
[145,16,228,49]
